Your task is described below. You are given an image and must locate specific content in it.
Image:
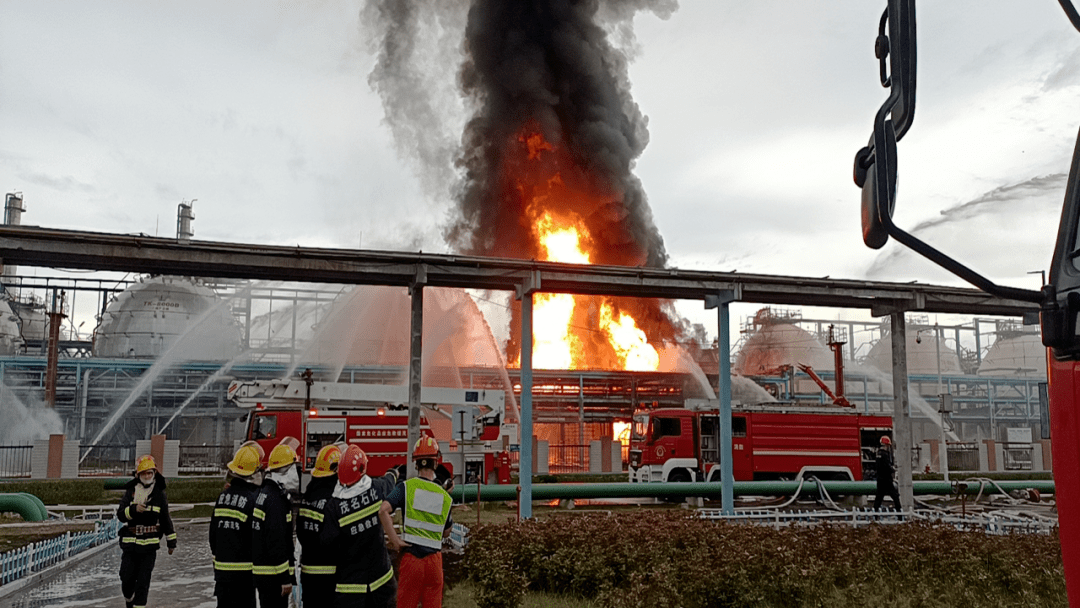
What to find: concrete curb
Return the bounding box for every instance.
[0,535,117,599]
[0,518,208,599]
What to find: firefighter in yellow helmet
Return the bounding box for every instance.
[253,437,300,608]
[116,454,175,608]
[209,442,263,608]
[297,443,343,607]
[380,436,454,608]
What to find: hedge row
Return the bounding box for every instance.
[463,511,1066,608]
[0,478,225,506]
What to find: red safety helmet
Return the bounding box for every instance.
[412,436,442,467]
[338,445,369,487]
[880,436,892,446]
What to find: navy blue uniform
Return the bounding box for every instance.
[209,478,260,608]
[116,472,176,608]
[252,478,296,608]
[321,471,399,608]
[298,475,338,608]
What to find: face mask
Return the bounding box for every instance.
[270,466,300,494]
[139,473,155,487]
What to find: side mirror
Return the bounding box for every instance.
[858,120,898,249]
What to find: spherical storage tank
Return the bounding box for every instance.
[977,332,1046,379]
[865,329,963,376]
[734,313,834,376]
[93,276,241,360]
[0,299,24,355]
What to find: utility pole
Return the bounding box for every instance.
[44,290,65,408]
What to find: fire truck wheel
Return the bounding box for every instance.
[665,469,692,503]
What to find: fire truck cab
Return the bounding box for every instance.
[628,399,892,484]
[229,379,511,483]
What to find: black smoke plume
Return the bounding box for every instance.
[446,0,675,268]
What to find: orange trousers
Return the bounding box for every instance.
[397,551,443,608]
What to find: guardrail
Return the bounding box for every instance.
[696,508,1057,535]
[177,444,231,474]
[447,523,470,551]
[0,446,33,478]
[0,518,120,586]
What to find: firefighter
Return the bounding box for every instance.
[209,443,262,608]
[380,436,453,608]
[321,444,400,607]
[253,438,300,608]
[873,435,902,510]
[297,443,343,608]
[116,454,176,608]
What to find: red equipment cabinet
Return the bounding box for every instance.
[628,402,891,483]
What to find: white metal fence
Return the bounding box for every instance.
[0,518,121,586]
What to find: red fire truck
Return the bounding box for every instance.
[228,378,511,482]
[628,400,891,484]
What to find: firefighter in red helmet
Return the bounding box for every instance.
[381,436,454,608]
[873,435,902,510]
[320,444,400,607]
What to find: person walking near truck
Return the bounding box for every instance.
[297,443,343,608]
[253,438,300,608]
[321,444,400,607]
[116,454,176,608]
[380,436,454,608]
[873,436,902,510]
[210,443,262,608]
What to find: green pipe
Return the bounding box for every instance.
[0,493,48,522]
[16,493,48,520]
[103,478,129,491]
[448,480,1056,502]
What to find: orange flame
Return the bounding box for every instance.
[510,128,663,372]
[599,303,660,371]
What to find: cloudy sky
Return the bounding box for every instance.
[2,1,1079,335]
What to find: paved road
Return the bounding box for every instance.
[1,522,216,608]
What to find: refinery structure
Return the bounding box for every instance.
[0,194,1048,475]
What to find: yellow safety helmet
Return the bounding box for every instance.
[311,444,342,478]
[267,438,300,472]
[136,454,157,474]
[240,440,266,460]
[228,444,263,478]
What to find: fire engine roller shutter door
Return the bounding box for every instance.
[308,419,346,435]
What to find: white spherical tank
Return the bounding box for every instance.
[734,321,834,376]
[977,333,1046,379]
[93,276,241,360]
[9,300,46,343]
[865,329,963,376]
[0,299,24,355]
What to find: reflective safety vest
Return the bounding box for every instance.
[402,477,451,550]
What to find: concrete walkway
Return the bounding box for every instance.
[0,521,215,608]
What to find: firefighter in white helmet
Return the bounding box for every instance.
[252,437,300,608]
[320,444,400,607]
[116,454,176,608]
[297,443,343,607]
[380,436,454,608]
[209,442,263,608]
